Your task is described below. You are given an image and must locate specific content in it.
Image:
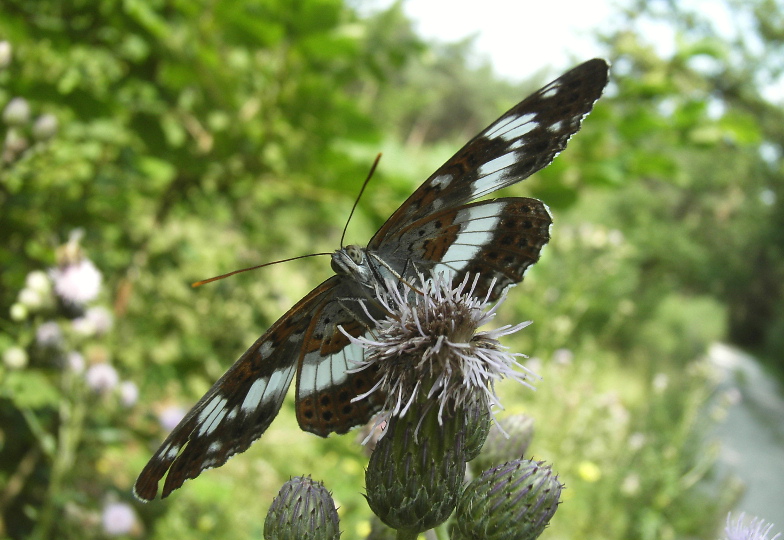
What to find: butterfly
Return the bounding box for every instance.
[134,58,609,500]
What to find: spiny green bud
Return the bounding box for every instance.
[264,476,340,540]
[453,459,562,540]
[463,401,492,462]
[470,414,534,473]
[365,396,467,534]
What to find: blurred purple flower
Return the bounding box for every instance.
[86,306,113,334]
[71,307,112,336]
[66,351,85,373]
[101,501,137,536]
[36,321,63,347]
[158,406,186,431]
[85,363,119,394]
[119,381,139,407]
[50,259,102,306]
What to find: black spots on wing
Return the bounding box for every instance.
[300,397,314,420]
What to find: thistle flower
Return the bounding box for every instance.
[85,363,119,394]
[66,351,85,373]
[119,381,139,407]
[36,321,63,348]
[724,513,781,540]
[50,258,102,307]
[343,273,537,429]
[101,501,138,536]
[471,414,535,473]
[158,405,187,431]
[50,231,102,308]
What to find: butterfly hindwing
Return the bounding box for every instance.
[295,289,386,436]
[384,198,552,300]
[133,278,340,500]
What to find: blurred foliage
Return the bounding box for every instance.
[1,0,782,538]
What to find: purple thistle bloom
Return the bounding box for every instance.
[119,381,139,407]
[101,501,137,536]
[66,351,85,373]
[158,406,187,432]
[85,363,119,394]
[50,258,102,306]
[724,513,781,540]
[342,273,537,429]
[85,306,113,334]
[36,321,63,348]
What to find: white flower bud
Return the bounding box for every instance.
[3,346,28,369]
[32,114,59,140]
[0,41,11,68]
[3,97,30,126]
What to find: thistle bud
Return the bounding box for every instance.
[365,396,467,534]
[453,459,562,540]
[264,476,340,540]
[463,401,492,462]
[471,414,535,473]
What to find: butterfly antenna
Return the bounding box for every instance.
[192,253,332,287]
[340,153,382,248]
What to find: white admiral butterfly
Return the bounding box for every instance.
[134,59,609,500]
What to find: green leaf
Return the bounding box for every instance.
[5,371,61,409]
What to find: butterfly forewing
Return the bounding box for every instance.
[370,58,608,247]
[133,278,340,500]
[135,59,609,500]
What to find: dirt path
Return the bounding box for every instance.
[708,343,784,529]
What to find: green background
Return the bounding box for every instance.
[1,0,783,538]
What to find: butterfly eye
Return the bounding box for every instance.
[346,245,365,264]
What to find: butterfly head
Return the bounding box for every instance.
[331,245,376,287]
